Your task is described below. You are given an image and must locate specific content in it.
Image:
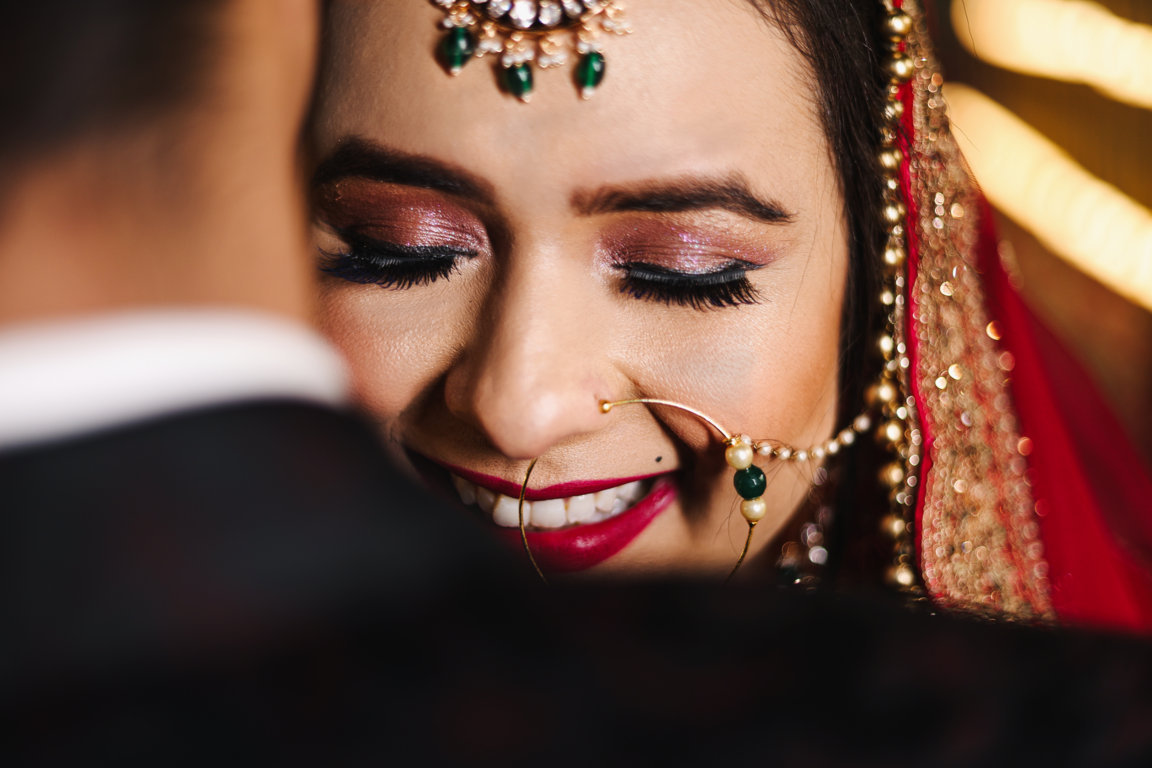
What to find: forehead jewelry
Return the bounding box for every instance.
[428,1,631,102]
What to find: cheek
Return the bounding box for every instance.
[622,230,848,445]
[317,285,465,422]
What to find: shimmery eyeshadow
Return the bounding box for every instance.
[599,217,783,273]
[315,178,489,252]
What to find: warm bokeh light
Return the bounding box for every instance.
[952,0,1152,108]
[945,83,1152,312]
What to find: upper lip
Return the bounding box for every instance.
[435,459,670,502]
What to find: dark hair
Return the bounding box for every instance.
[747,0,893,580]
[0,0,227,172]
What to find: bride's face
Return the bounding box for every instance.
[312,0,848,577]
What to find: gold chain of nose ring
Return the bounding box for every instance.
[516,397,877,584]
[599,399,753,584]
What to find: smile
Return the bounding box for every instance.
[450,473,652,529]
[423,458,679,572]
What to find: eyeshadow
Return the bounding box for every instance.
[599,217,783,272]
[315,178,488,252]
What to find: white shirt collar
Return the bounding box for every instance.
[0,309,351,452]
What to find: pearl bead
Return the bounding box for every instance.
[887,564,917,588]
[883,100,905,123]
[885,11,913,40]
[725,443,754,470]
[881,514,906,538]
[853,414,872,432]
[881,420,905,444]
[741,497,767,523]
[882,202,907,225]
[879,147,904,171]
[881,462,906,487]
[887,54,915,83]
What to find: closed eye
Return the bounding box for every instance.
[318,230,477,289]
[614,261,762,310]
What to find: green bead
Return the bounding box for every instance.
[439,27,476,74]
[576,51,606,98]
[503,63,534,102]
[733,466,766,500]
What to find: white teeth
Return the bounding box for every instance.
[618,481,643,504]
[475,486,497,514]
[566,493,597,523]
[452,475,476,506]
[532,498,567,529]
[448,472,653,530]
[593,489,617,513]
[492,494,529,528]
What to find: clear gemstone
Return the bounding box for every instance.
[562,0,585,17]
[508,0,536,28]
[488,0,512,18]
[538,0,563,27]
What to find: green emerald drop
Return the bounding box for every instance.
[503,63,534,102]
[439,26,476,74]
[576,51,606,98]
[733,466,767,500]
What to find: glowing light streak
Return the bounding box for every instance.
[952,0,1152,108]
[945,84,1152,312]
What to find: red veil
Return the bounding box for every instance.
[897,0,1152,631]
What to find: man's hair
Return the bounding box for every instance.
[0,0,227,169]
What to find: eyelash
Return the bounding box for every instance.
[615,261,762,310]
[319,234,760,311]
[319,231,476,289]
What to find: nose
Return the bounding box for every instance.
[444,252,610,460]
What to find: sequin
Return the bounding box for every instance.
[903,0,1052,620]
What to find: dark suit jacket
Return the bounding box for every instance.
[4,400,1152,766]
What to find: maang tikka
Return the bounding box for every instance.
[429,1,632,102]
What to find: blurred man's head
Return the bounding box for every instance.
[0,0,317,174]
[0,0,320,323]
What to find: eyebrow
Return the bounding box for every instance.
[572,176,795,225]
[311,137,496,205]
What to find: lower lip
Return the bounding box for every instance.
[493,475,678,573]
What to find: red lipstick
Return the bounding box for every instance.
[497,476,677,572]
[416,455,678,572]
[442,461,666,502]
